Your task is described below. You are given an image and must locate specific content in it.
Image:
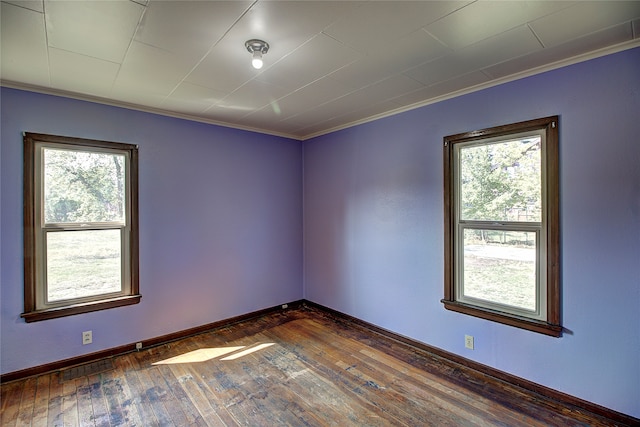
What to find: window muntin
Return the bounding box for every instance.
[442,117,560,336]
[23,133,140,322]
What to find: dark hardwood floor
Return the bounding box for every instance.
[1,306,634,426]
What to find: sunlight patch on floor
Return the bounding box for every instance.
[220,343,275,361]
[153,343,275,365]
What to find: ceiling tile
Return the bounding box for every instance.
[329,29,449,90]
[426,1,574,50]
[530,1,640,47]
[255,33,361,91]
[323,1,469,52]
[215,80,290,114]
[161,82,226,115]
[290,100,402,137]
[0,2,49,86]
[184,41,259,93]
[405,26,542,86]
[134,1,251,59]
[390,71,490,107]
[200,103,256,124]
[3,0,43,13]
[44,0,144,63]
[331,100,404,126]
[284,81,414,130]
[259,77,354,122]
[49,48,119,98]
[114,41,194,96]
[361,74,425,102]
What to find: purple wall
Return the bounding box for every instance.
[304,47,640,417]
[1,89,303,374]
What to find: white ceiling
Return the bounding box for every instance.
[2,0,639,140]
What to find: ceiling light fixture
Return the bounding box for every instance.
[245,39,269,70]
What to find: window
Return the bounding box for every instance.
[22,133,140,322]
[442,117,560,336]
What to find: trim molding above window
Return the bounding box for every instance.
[442,117,561,337]
[22,133,140,322]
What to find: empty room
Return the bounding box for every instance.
[1,1,639,425]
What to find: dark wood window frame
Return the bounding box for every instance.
[442,116,561,337]
[22,133,140,323]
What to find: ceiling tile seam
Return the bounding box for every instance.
[318,29,370,57]
[427,0,476,26]
[528,24,546,49]
[1,0,42,13]
[41,0,52,87]
[46,46,123,66]
[421,27,453,51]
[109,1,148,96]
[169,0,258,103]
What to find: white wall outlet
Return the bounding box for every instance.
[465,335,474,350]
[82,330,92,345]
[136,342,143,351]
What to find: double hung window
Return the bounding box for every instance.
[23,133,140,322]
[442,117,560,336]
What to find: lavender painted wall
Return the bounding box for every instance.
[1,88,303,374]
[304,47,640,417]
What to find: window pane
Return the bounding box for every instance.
[460,137,541,222]
[44,148,126,223]
[46,230,122,302]
[462,229,537,311]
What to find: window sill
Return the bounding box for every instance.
[442,299,562,337]
[21,295,141,323]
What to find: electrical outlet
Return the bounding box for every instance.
[82,330,92,345]
[136,342,143,351]
[464,335,474,350]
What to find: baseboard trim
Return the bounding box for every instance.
[2,298,637,425]
[302,300,639,426]
[0,300,304,384]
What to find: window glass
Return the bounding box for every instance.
[459,137,541,222]
[461,228,537,312]
[44,148,126,224]
[46,229,122,302]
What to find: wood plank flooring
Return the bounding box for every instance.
[0,307,633,426]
